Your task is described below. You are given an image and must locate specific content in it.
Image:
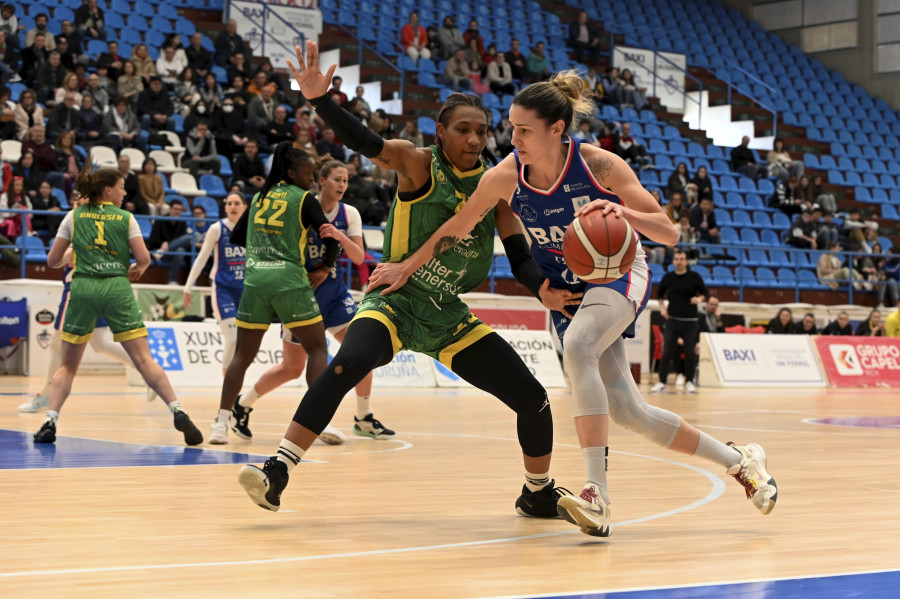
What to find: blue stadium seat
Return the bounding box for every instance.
[757,179,775,195]
[417,117,437,136]
[193,196,220,218]
[819,155,837,170]
[52,188,69,209]
[761,230,782,246]
[17,236,47,263]
[796,269,823,289]
[753,212,774,229]
[712,265,737,286]
[746,249,770,266]
[200,175,227,199]
[735,266,756,286]
[790,251,811,267]
[732,209,752,227]
[136,216,152,239]
[882,204,899,220]
[740,228,760,245]
[772,212,791,230]
[720,226,739,245]
[753,267,777,287]
[417,72,438,88]
[777,268,797,289]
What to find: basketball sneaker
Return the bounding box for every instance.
[173,410,203,446]
[650,382,667,394]
[515,479,572,518]
[726,442,778,515]
[208,420,229,445]
[319,424,346,445]
[33,420,56,444]
[238,457,289,512]
[557,484,612,537]
[19,394,49,413]
[231,401,253,440]
[685,381,698,394]
[353,414,395,440]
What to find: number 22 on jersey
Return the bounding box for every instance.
[254,197,287,228]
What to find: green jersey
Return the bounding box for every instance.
[382,146,496,300]
[245,181,313,292]
[69,201,134,278]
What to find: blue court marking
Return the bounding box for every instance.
[806,416,900,430]
[0,429,271,470]
[485,569,900,599]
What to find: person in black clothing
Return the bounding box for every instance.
[29,180,63,237]
[786,208,817,249]
[149,199,192,284]
[766,307,795,334]
[74,0,106,41]
[699,295,725,335]
[264,105,293,151]
[186,32,213,79]
[651,249,707,394]
[689,197,719,243]
[796,313,818,335]
[97,40,125,81]
[117,154,148,215]
[232,139,266,196]
[855,309,884,337]
[213,97,247,160]
[315,128,345,162]
[23,34,50,89]
[214,19,248,67]
[730,135,767,179]
[568,10,601,64]
[822,311,853,336]
[137,76,175,131]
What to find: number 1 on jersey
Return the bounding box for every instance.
[93,220,108,246]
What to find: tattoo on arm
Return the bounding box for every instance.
[374,152,391,166]
[587,155,613,185]
[433,235,460,257]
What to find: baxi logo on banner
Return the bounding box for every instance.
[816,337,900,387]
[706,333,825,387]
[228,0,322,67]
[613,46,686,113]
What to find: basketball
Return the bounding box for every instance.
[562,210,638,284]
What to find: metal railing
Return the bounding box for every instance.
[333,22,405,102]
[226,1,308,65]
[723,60,779,138]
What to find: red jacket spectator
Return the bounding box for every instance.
[401,21,427,52]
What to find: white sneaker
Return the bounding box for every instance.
[318,424,346,445]
[685,381,697,394]
[556,484,611,537]
[675,374,686,386]
[726,443,778,515]
[650,382,667,394]
[19,394,49,413]
[208,420,229,445]
[147,387,158,402]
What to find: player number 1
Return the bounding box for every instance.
[94,221,108,246]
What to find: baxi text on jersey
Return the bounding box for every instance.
[528,225,566,247]
[224,246,245,259]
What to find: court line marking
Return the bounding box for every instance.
[0,447,725,579]
[469,567,900,599]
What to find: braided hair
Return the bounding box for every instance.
[258,141,312,201]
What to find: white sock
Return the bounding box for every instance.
[239,387,262,408]
[217,409,231,423]
[356,395,371,420]
[46,410,60,424]
[275,438,305,472]
[693,432,742,468]
[168,401,182,414]
[524,469,551,492]
[582,446,610,503]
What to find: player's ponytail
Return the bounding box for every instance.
[257,141,311,202]
[74,162,123,204]
[512,70,593,133]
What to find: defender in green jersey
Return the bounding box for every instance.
[211,143,340,445]
[238,43,568,519]
[35,167,203,447]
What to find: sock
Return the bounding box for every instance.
[582,446,610,503]
[356,395,371,420]
[693,432,743,468]
[46,410,59,424]
[524,469,551,492]
[239,387,262,408]
[168,401,182,414]
[216,409,231,423]
[275,438,305,473]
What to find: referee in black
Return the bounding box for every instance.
[651,249,708,394]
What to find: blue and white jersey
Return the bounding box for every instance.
[212,219,245,290]
[305,202,362,299]
[510,136,650,339]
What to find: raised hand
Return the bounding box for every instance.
[286,40,337,100]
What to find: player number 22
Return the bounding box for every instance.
[254,198,287,228]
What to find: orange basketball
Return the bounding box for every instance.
[562,210,638,284]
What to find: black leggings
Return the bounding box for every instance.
[293,318,554,457]
[658,318,700,384]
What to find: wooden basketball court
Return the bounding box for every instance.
[2,375,899,597]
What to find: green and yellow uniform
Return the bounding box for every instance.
[236,181,322,330]
[57,201,147,344]
[355,146,497,366]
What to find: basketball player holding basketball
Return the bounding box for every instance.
[371,72,778,537]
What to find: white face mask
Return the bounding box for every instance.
[197,106,206,114]
[223,105,234,113]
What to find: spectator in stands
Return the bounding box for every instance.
[766,308,795,334]
[77,95,110,149]
[247,71,273,98]
[263,105,292,151]
[59,20,83,57]
[840,208,874,250]
[0,84,13,139]
[13,89,41,142]
[572,119,597,144]
[484,51,515,96]
[353,86,371,115]
[138,157,168,216]
[198,73,224,113]
[770,176,802,216]
[872,246,900,307]
[886,301,900,337]
[97,40,125,81]
[172,68,200,117]
[343,160,384,226]
[185,32,213,80]
[822,311,852,336]
[225,74,252,107]
[614,122,652,169]
[30,180,63,236]
[25,12,54,50]
[83,72,109,114]
[137,76,175,132]
[651,248,707,394]
[767,138,803,181]
[856,309,884,336]
[46,91,80,141]
[811,206,838,249]
[232,139,266,196]
[117,154,147,215]
[463,18,485,53]
[114,61,143,107]
[292,127,318,161]
[494,117,513,156]
[620,69,648,111]
[423,25,441,58]
[506,39,527,81]
[817,243,860,290]
[327,76,349,105]
[481,43,497,74]
[597,122,615,152]
[568,10,600,64]
[0,4,21,51]
[397,119,424,147]
[0,176,30,239]
[443,49,473,91]
[316,127,346,162]
[55,35,78,72]
[799,314,821,338]
[27,39,53,92]
[667,162,691,201]
[55,130,84,191]
[214,19,248,67]
[796,174,815,206]
[812,175,836,215]
[162,33,187,63]
[0,30,18,85]
[213,97,246,160]
[464,38,484,77]
[53,72,83,109]
[730,135,766,179]
[401,11,430,62]
[373,108,396,139]
[525,42,550,83]
[157,46,186,88]
[226,52,252,88]
[293,107,318,140]
[602,67,623,106]
[184,121,219,179]
[438,15,465,60]
[149,199,193,284]
[13,150,43,198]
[692,165,713,201]
[787,207,817,250]
[699,295,725,335]
[664,191,685,224]
[22,125,62,186]
[75,0,106,41]
[130,44,157,84]
[246,84,275,136]
[690,197,719,243]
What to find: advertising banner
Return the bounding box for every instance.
[703,332,825,387]
[229,0,322,67]
[468,307,548,331]
[613,46,687,113]
[815,336,900,387]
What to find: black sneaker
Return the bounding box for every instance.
[173,410,203,446]
[231,400,253,440]
[352,413,396,439]
[34,420,56,444]
[515,479,572,518]
[238,457,289,512]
